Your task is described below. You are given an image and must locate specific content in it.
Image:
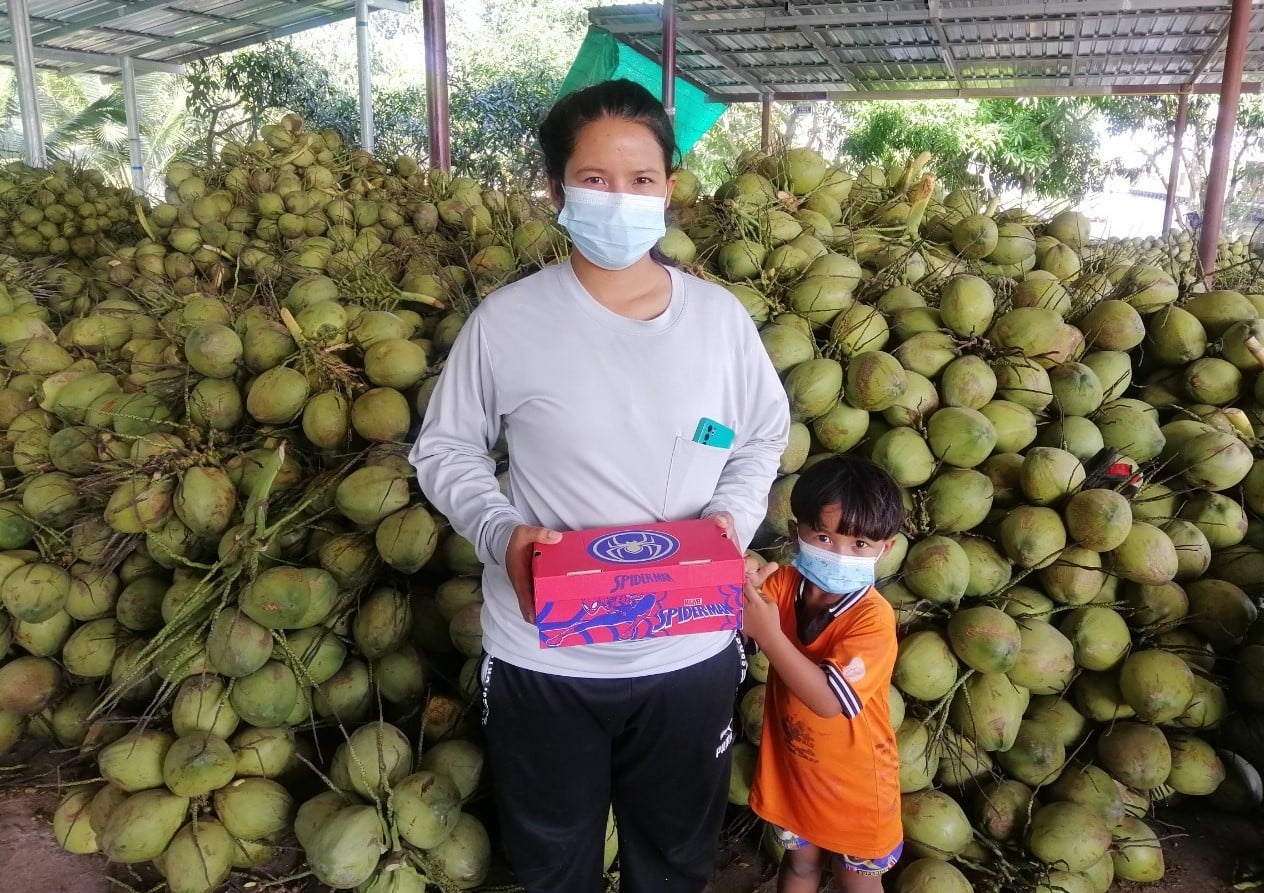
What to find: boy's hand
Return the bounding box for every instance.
[742,561,781,646]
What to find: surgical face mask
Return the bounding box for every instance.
[557,185,667,270]
[793,538,881,595]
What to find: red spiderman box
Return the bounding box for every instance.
[532,519,745,648]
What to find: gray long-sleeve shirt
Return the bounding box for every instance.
[409,260,790,677]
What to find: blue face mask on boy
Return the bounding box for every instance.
[557,185,667,270]
[794,538,882,595]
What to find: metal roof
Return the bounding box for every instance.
[0,0,414,78]
[590,1,1264,101]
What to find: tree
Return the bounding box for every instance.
[0,68,199,194]
[839,98,1108,200]
[1098,95,1264,234]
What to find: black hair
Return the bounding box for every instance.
[538,79,678,187]
[790,455,904,541]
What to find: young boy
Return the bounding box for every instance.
[743,455,904,893]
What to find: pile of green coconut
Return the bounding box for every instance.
[0,123,1263,893]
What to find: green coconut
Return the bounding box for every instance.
[1063,488,1132,552]
[844,351,907,411]
[999,505,1067,569]
[936,728,994,788]
[939,274,995,336]
[163,732,236,798]
[246,366,308,424]
[1119,648,1195,722]
[98,790,189,864]
[429,814,491,890]
[959,535,1013,596]
[1181,491,1248,548]
[1187,578,1256,652]
[897,718,940,792]
[336,721,413,800]
[947,605,1021,673]
[53,787,100,855]
[229,661,299,727]
[1112,816,1165,882]
[213,777,294,841]
[1038,545,1106,606]
[172,675,239,739]
[1058,606,1131,672]
[1008,619,1075,695]
[952,214,999,259]
[979,400,1038,453]
[901,789,972,859]
[163,820,235,893]
[394,770,463,849]
[307,804,388,889]
[893,630,959,702]
[1020,447,1085,506]
[972,779,1036,842]
[870,428,936,487]
[926,407,997,469]
[1028,801,1112,872]
[992,357,1054,412]
[940,355,997,409]
[1097,721,1172,792]
[892,859,972,893]
[949,671,1028,752]
[902,536,970,605]
[353,588,412,659]
[1082,351,1133,401]
[996,719,1066,786]
[812,402,869,453]
[1180,429,1253,491]
[1110,522,1179,585]
[1164,733,1225,795]
[207,610,274,677]
[785,358,842,420]
[925,469,993,532]
[893,331,959,379]
[760,325,815,373]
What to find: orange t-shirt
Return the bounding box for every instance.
[748,566,902,858]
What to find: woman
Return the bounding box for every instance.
[409,79,789,893]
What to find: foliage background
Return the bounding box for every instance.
[2,0,1262,233]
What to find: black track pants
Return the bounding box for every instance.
[480,640,744,893]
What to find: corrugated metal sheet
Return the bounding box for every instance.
[591,1,1264,100]
[0,0,414,77]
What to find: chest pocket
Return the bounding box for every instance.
[663,436,731,518]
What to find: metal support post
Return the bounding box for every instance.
[662,0,677,124]
[356,0,375,153]
[121,56,146,194]
[422,0,450,171]
[1198,0,1251,275]
[9,0,46,166]
[761,95,773,153]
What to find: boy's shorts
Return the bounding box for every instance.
[771,825,904,876]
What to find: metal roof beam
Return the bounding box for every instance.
[783,3,858,89]
[168,10,357,62]
[677,33,770,96]
[0,42,185,74]
[926,0,964,90]
[108,2,355,61]
[709,81,1263,102]
[1189,19,1232,84]
[596,1,1231,35]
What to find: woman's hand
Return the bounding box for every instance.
[741,561,781,648]
[505,524,564,623]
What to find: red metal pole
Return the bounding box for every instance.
[1162,91,1190,237]
[423,0,451,172]
[1198,0,1251,275]
[662,0,677,124]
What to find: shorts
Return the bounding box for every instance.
[771,825,904,876]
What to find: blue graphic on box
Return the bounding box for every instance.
[536,584,743,648]
[586,530,680,564]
